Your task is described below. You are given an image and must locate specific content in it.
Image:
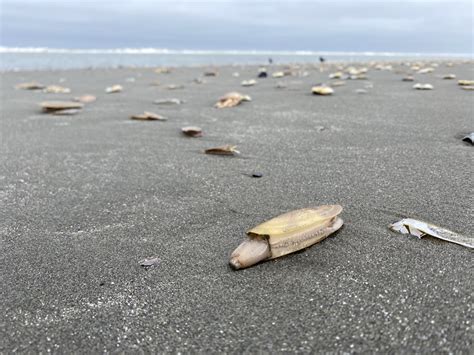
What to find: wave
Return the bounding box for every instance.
[0,46,471,58]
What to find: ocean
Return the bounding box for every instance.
[1,47,471,71]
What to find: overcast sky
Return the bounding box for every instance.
[1,0,473,53]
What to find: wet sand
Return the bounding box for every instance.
[1,62,473,353]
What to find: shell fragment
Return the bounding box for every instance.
[215,92,251,108]
[389,218,473,249]
[413,83,433,90]
[312,86,334,95]
[15,82,45,90]
[44,85,71,94]
[230,205,344,269]
[241,79,257,87]
[462,132,474,144]
[181,126,203,137]
[458,80,474,86]
[154,98,184,105]
[205,145,239,155]
[40,101,84,112]
[131,111,167,121]
[105,85,123,93]
[74,95,96,103]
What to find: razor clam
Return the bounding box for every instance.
[230,205,344,269]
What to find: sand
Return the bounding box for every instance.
[1,62,473,353]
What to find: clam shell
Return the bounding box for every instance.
[241,79,257,87]
[413,83,433,90]
[442,74,456,80]
[15,82,45,90]
[44,85,71,94]
[402,76,415,82]
[215,92,251,108]
[272,71,285,78]
[311,86,334,95]
[205,145,239,155]
[105,85,123,93]
[458,80,474,86]
[181,126,203,137]
[40,101,84,112]
[131,111,167,121]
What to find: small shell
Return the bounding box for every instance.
[355,89,368,94]
[74,95,96,103]
[442,74,456,80]
[51,109,81,116]
[215,92,251,108]
[204,70,218,77]
[272,71,285,78]
[154,67,171,74]
[205,145,239,155]
[461,86,474,91]
[417,67,435,74]
[105,85,123,93]
[44,85,71,94]
[413,83,433,90]
[40,101,84,112]
[312,86,334,95]
[402,76,415,82]
[329,72,344,79]
[166,84,184,90]
[458,80,474,86]
[154,98,184,105]
[131,111,167,121]
[329,80,346,87]
[15,82,45,90]
[462,132,474,144]
[241,79,257,87]
[181,126,203,137]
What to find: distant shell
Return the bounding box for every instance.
[241,79,257,87]
[461,86,474,91]
[153,98,184,105]
[215,92,251,108]
[105,85,123,93]
[329,72,343,79]
[329,80,346,87]
[402,76,415,82]
[181,126,203,137]
[205,145,239,155]
[204,70,218,76]
[74,95,96,103]
[458,80,474,86]
[413,83,434,90]
[417,67,434,74]
[52,109,81,116]
[311,86,334,95]
[166,84,184,90]
[154,67,171,74]
[131,111,167,121]
[15,82,45,90]
[355,89,368,94]
[272,71,285,78]
[40,101,84,112]
[442,74,456,80]
[44,85,71,94]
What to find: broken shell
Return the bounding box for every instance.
[166,84,184,90]
[458,80,474,86]
[311,86,334,95]
[413,83,433,90]
[181,126,203,137]
[417,67,435,74]
[442,74,456,80]
[15,82,45,90]
[139,257,160,268]
[402,76,415,82]
[272,71,285,78]
[105,85,123,93]
[205,145,239,155]
[131,111,167,121]
[241,79,257,87]
[461,86,474,91]
[44,85,71,94]
[230,205,344,269]
[40,101,84,112]
[153,98,184,105]
[51,109,80,116]
[462,132,474,144]
[215,92,251,108]
[329,72,344,79]
[74,95,96,103]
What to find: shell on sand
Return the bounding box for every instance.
[181,126,203,137]
[154,67,171,74]
[166,84,184,90]
[205,145,239,156]
[15,82,45,90]
[51,109,81,116]
[154,98,184,105]
[329,72,344,79]
[204,70,218,77]
[458,80,474,86]
[402,76,415,82]
[461,86,474,91]
[442,74,456,80]
[413,83,434,90]
[215,92,251,108]
[74,95,96,103]
[241,79,257,87]
[329,80,346,87]
[272,71,285,78]
[311,86,334,95]
[44,85,71,94]
[131,111,167,121]
[105,85,123,93]
[417,67,435,74]
[40,101,84,112]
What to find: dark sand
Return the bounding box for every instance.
[1,62,473,353]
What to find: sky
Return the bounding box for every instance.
[0,0,473,53]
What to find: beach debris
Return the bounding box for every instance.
[413,83,433,90]
[181,126,203,137]
[205,145,239,155]
[355,89,368,94]
[402,76,415,82]
[74,94,96,103]
[272,71,285,78]
[131,111,167,121]
[215,92,251,108]
[241,79,257,87]
[230,205,344,270]
[258,68,268,78]
[51,109,81,116]
[154,98,184,105]
[312,85,334,96]
[204,69,218,77]
[442,74,456,80]
[458,80,474,86]
[166,84,184,90]
[461,86,474,91]
[417,67,435,74]
[15,82,45,90]
[40,101,84,113]
[389,218,473,249]
[155,67,171,74]
[462,132,474,144]
[105,85,123,93]
[44,85,71,94]
[329,80,346,87]
[329,72,344,79]
[139,257,160,268]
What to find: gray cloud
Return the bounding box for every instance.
[1,0,472,53]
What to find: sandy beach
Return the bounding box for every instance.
[1,62,473,353]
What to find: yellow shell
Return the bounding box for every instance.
[247,205,343,258]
